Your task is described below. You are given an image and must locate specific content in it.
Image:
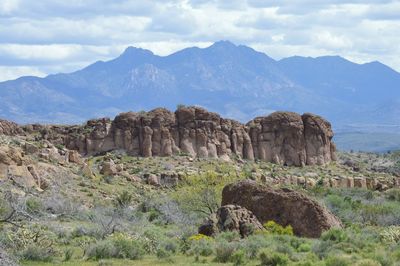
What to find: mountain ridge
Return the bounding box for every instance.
[1,40,399,135]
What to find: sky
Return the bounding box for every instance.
[0,0,399,82]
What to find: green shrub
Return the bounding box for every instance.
[26,197,42,214]
[19,245,54,262]
[355,259,381,266]
[263,221,294,236]
[63,248,73,261]
[85,240,117,260]
[259,251,289,266]
[321,228,348,243]
[231,249,246,266]
[85,234,144,260]
[188,238,214,257]
[380,226,400,243]
[214,240,237,263]
[324,255,351,266]
[114,191,132,208]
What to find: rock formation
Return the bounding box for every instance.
[1,106,336,166]
[221,180,342,237]
[198,204,264,237]
[0,119,23,136]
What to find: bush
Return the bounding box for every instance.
[259,251,289,266]
[263,221,294,236]
[19,245,54,262]
[324,255,351,266]
[380,226,400,243]
[85,234,144,260]
[188,238,214,257]
[231,249,246,266]
[214,240,237,263]
[114,191,132,208]
[321,228,348,243]
[26,197,42,214]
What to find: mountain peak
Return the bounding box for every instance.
[209,40,237,49]
[119,46,154,58]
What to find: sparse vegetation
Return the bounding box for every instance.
[3,134,400,265]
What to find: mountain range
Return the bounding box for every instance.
[1,40,400,151]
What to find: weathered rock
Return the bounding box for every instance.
[0,119,23,136]
[68,150,83,164]
[199,204,264,237]
[146,174,160,186]
[81,163,94,178]
[302,113,336,165]
[25,142,39,155]
[221,180,342,237]
[100,160,117,176]
[248,112,306,166]
[24,106,336,166]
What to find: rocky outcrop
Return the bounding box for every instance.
[198,204,264,237]
[3,106,336,166]
[0,119,23,136]
[221,180,342,237]
[247,112,335,166]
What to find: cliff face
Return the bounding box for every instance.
[19,106,336,166]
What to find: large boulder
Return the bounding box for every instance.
[221,180,342,237]
[199,204,264,237]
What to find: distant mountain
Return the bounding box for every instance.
[1,40,400,137]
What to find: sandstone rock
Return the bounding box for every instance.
[0,119,23,136]
[221,180,342,237]
[26,106,336,166]
[25,142,39,155]
[100,160,117,176]
[7,165,37,188]
[68,150,83,164]
[82,163,94,178]
[146,174,160,186]
[302,113,335,165]
[199,205,264,237]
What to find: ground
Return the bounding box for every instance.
[2,134,400,266]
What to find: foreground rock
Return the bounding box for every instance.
[19,106,336,166]
[0,247,18,266]
[199,204,264,237]
[221,180,342,237]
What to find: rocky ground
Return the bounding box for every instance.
[2,130,400,265]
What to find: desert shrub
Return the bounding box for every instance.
[63,248,73,261]
[321,228,348,243]
[355,259,381,266]
[188,238,214,257]
[25,197,42,214]
[385,188,400,201]
[263,221,294,236]
[214,240,237,263]
[19,245,54,262]
[114,191,132,209]
[85,240,116,260]
[324,255,351,266]
[380,226,400,243]
[259,250,289,266]
[85,233,144,260]
[216,231,241,242]
[241,235,266,259]
[231,249,246,266]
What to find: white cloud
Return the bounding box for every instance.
[0,0,400,81]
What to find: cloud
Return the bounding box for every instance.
[0,0,400,82]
